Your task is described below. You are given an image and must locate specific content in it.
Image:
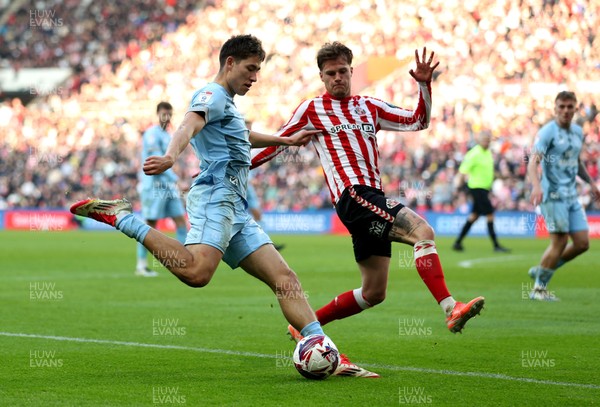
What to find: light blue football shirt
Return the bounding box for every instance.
[140,125,178,190]
[533,120,583,201]
[188,82,250,199]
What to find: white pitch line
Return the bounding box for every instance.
[458,255,530,269]
[0,332,270,359]
[2,332,599,390]
[0,273,134,282]
[359,362,600,389]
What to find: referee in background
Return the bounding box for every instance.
[452,133,510,253]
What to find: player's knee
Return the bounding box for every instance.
[575,240,589,254]
[414,223,435,241]
[184,265,215,288]
[184,274,211,288]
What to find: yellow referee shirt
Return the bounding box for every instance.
[458,145,494,190]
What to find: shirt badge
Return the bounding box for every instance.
[354,106,366,115]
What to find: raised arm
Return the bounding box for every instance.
[375,48,439,132]
[143,112,206,175]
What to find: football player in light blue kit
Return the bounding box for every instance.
[136,102,187,277]
[527,91,600,301]
[70,36,352,368]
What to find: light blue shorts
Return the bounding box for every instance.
[185,184,271,268]
[246,184,260,211]
[540,198,588,234]
[141,187,185,220]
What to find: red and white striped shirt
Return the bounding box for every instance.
[251,82,432,204]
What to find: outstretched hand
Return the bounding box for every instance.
[143,155,174,175]
[285,129,321,147]
[409,47,440,83]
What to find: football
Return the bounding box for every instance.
[293,334,340,380]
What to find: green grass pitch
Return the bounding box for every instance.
[1,231,599,406]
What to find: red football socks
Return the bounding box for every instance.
[414,240,451,303]
[316,289,370,326]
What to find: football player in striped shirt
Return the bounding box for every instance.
[253,42,485,342]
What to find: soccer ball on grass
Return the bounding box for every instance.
[293,334,339,380]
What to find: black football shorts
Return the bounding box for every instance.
[468,188,494,215]
[335,185,405,262]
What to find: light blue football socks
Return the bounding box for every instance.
[116,213,151,242]
[534,266,555,288]
[300,321,324,337]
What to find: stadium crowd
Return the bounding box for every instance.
[1,0,198,93]
[1,0,599,212]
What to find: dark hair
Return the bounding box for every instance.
[219,35,266,69]
[316,41,353,70]
[156,101,173,113]
[555,91,577,103]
